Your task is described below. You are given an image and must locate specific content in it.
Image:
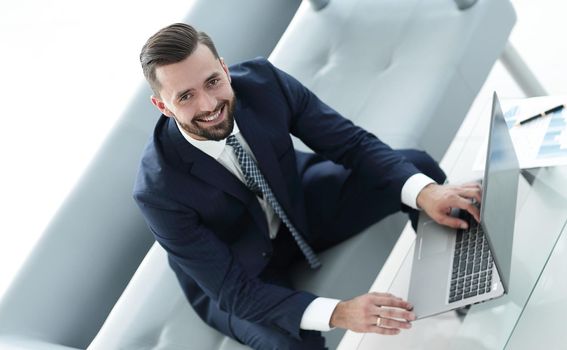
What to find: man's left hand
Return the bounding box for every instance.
[416,182,482,229]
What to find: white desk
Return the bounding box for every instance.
[338,97,567,350]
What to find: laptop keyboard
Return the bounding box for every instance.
[448,213,494,303]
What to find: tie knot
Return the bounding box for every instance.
[226,135,239,148]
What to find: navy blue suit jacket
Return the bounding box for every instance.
[133,58,420,339]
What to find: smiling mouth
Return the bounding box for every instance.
[196,104,225,124]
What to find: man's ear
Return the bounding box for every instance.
[220,57,231,83]
[151,95,173,117]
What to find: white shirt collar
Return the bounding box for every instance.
[175,119,240,160]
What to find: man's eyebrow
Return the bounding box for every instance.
[175,88,193,101]
[175,72,223,101]
[204,72,221,83]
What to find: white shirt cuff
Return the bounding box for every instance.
[300,297,341,331]
[401,173,436,210]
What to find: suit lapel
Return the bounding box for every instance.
[166,117,269,237]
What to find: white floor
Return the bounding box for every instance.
[0,0,194,300]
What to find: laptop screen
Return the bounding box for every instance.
[479,92,520,292]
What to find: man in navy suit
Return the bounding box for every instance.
[134,23,482,349]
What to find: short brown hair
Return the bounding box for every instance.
[140,23,219,96]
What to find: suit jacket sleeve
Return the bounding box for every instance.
[133,190,317,340]
[266,60,421,206]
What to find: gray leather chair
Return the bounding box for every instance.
[87,1,516,349]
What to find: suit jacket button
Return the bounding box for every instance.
[262,252,269,258]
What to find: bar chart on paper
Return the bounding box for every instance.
[506,97,567,168]
[475,96,567,170]
[536,108,567,159]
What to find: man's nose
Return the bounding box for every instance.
[197,92,216,112]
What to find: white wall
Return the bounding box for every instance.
[0,0,193,299]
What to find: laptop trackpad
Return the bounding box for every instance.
[418,221,454,260]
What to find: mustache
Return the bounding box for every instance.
[194,102,226,120]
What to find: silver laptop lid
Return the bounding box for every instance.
[480,92,520,292]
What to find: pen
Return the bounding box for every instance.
[516,104,565,126]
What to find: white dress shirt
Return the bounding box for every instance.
[176,120,434,331]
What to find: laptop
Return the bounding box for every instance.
[408,92,520,319]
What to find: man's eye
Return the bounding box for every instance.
[180,94,191,102]
[208,79,220,87]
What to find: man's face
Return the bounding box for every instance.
[151,44,235,141]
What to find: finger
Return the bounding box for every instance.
[453,196,481,223]
[464,202,481,222]
[368,325,401,335]
[459,187,482,205]
[451,196,482,222]
[436,213,468,229]
[370,293,413,310]
[370,292,394,298]
[369,305,415,323]
[460,182,482,189]
[372,306,416,322]
[371,295,413,310]
[377,316,413,330]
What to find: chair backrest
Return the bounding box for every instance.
[270,0,516,160]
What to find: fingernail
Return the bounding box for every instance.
[460,223,468,229]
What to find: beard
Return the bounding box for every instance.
[176,96,236,141]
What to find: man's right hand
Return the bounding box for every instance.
[329,292,415,335]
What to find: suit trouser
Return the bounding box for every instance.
[224,149,447,350]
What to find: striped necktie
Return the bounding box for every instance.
[226,135,321,269]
